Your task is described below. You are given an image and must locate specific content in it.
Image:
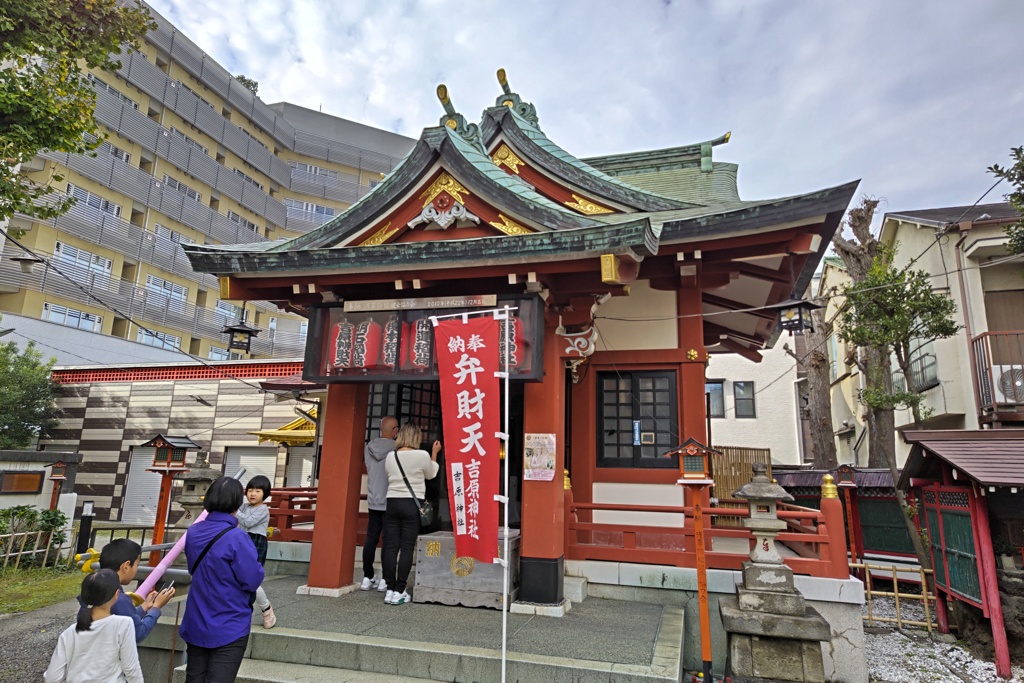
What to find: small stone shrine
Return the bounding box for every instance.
[719,463,831,683]
[175,450,220,528]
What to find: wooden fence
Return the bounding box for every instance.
[712,445,772,527]
[1,530,61,569]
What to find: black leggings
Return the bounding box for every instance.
[362,508,385,579]
[184,634,248,683]
[382,497,421,594]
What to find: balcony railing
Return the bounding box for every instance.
[971,331,1024,414]
[892,353,939,393]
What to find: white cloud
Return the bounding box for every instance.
[146,0,1024,217]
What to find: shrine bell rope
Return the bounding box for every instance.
[430,305,515,683]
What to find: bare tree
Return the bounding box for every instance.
[832,198,892,470]
[784,299,837,469]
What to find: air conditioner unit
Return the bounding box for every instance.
[992,365,1024,403]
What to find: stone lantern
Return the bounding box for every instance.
[719,462,831,683]
[734,462,793,565]
[176,450,221,528]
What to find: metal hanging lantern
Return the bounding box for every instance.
[776,298,823,334]
[222,320,261,353]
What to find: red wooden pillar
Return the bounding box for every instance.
[972,491,1011,679]
[678,267,707,515]
[519,321,566,604]
[307,382,369,590]
[149,474,173,566]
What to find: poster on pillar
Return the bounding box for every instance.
[434,316,500,563]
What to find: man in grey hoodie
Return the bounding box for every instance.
[362,415,398,591]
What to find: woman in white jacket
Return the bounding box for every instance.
[381,423,441,605]
[44,568,143,683]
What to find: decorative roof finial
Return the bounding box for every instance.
[493,68,540,129]
[436,83,483,150]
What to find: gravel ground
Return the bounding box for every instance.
[865,597,1024,682]
[0,597,78,683]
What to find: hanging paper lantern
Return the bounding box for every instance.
[409,318,433,370]
[329,320,355,370]
[498,316,524,369]
[382,317,400,369]
[400,321,413,370]
[354,319,383,368]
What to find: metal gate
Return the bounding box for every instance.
[921,485,984,609]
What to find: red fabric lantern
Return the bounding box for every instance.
[382,317,400,368]
[329,320,355,370]
[498,316,524,369]
[354,320,383,368]
[409,318,433,370]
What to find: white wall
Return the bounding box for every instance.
[0,313,183,366]
[706,342,803,465]
[0,459,58,510]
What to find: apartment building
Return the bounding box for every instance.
[0,4,414,364]
[820,202,1024,467]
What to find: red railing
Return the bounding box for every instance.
[268,487,372,545]
[564,489,850,579]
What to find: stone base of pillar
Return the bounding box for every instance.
[519,555,564,604]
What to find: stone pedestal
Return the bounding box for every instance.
[413,530,520,609]
[721,563,830,683]
[721,465,832,683]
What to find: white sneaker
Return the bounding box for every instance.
[360,577,378,591]
[384,590,394,604]
[377,579,388,593]
[391,591,411,605]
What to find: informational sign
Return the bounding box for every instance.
[523,433,556,482]
[632,421,641,446]
[435,316,500,563]
[344,295,496,312]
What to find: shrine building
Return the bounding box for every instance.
[183,72,858,603]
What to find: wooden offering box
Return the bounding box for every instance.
[414,530,520,609]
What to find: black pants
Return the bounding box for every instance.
[382,497,420,594]
[184,634,248,683]
[362,508,385,579]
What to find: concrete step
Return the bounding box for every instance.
[243,626,680,683]
[174,659,429,682]
[564,575,588,603]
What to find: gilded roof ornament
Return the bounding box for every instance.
[420,172,471,207]
[565,194,613,215]
[495,68,540,129]
[358,221,399,246]
[436,84,483,149]
[489,214,533,236]
[492,144,524,174]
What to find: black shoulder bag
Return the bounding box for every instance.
[394,451,436,527]
[188,525,233,573]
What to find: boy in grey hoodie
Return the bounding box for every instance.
[362,416,398,591]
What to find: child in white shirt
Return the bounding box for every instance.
[44,568,143,683]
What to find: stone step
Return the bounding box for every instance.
[564,575,588,603]
[173,659,429,682]
[240,625,681,683]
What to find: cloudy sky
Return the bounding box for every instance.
[149,0,1023,224]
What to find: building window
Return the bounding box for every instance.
[153,223,194,246]
[368,179,381,189]
[238,126,269,150]
[597,371,678,469]
[207,346,240,361]
[288,160,339,179]
[54,242,112,278]
[162,175,203,203]
[145,275,188,311]
[43,303,103,332]
[66,184,121,218]
[176,81,215,110]
[268,317,277,332]
[284,198,335,225]
[106,143,131,164]
[705,381,725,418]
[87,74,138,110]
[0,471,45,495]
[733,381,756,418]
[214,300,242,320]
[137,329,181,350]
[169,127,210,155]
[299,321,308,340]
[232,168,265,192]
[828,334,839,382]
[226,210,259,233]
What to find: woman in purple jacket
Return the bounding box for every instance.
[179,476,264,682]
